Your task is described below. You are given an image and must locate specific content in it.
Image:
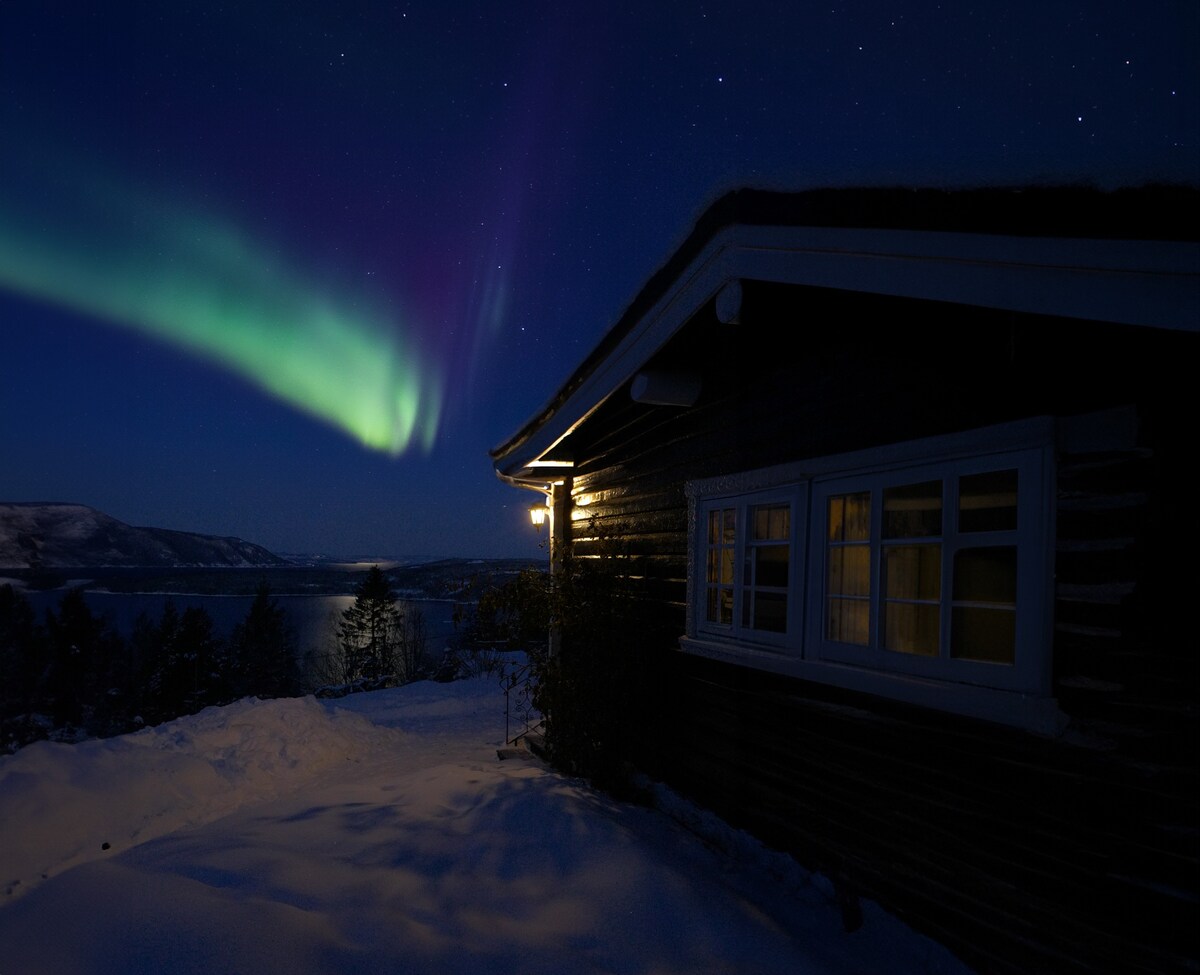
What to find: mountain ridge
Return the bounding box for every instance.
[0,502,286,568]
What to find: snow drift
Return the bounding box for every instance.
[0,679,970,974]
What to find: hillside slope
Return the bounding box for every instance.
[0,502,286,568]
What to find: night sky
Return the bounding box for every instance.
[1,3,1195,560]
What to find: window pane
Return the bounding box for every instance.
[708,509,721,544]
[884,544,941,601]
[753,592,787,633]
[829,492,870,542]
[720,549,735,584]
[770,505,789,540]
[707,586,735,626]
[884,602,940,656]
[755,545,789,588]
[752,503,790,540]
[706,549,717,584]
[827,597,869,645]
[719,588,733,624]
[722,508,736,544]
[951,606,1015,663]
[828,496,844,541]
[884,480,942,538]
[960,469,1018,533]
[828,545,870,597]
[952,546,1017,664]
[953,547,1017,605]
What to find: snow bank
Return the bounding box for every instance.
[0,695,405,898]
[0,679,971,975]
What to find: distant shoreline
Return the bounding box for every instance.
[1,558,542,599]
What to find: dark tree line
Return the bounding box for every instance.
[0,580,301,753]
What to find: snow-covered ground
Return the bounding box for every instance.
[0,678,970,974]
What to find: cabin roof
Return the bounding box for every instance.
[491,185,1200,484]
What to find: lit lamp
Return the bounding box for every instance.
[529,504,548,531]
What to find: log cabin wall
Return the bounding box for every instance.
[562,283,1198,974]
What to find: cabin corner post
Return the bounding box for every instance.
[548,476,573,656]
[550,476,573,576]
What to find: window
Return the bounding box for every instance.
[744,503,791,633]
[812,454,1041,694]
[826,491,872,645]
[684,419,1057,732]
[698,491,801,647]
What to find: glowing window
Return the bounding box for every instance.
[697,492,798,646]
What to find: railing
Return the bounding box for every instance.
[502,659,539,746]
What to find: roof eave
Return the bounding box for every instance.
[493,222,1200,481]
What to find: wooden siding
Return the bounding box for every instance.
[560,285,1198,973]
[664,656,1196,975]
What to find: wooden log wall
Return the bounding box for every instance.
[560,285,1198,973]
[664,655,1196,974]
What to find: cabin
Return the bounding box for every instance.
[491,187,1199,974]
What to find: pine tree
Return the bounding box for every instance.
[44,588,121,730]
[176,605,226,714]
[126,611,159,723]
[144,601,226,722]
[336,566,404,684]
[231,581,299,698]
[144,599,182,723]
[0,584,45,750]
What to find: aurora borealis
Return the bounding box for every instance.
[1,3,1195,558]
[0,157,440,455]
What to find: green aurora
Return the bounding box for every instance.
[0,165,441,456]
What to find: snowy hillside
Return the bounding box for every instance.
[0,502,286,568]
[0,678,971,975]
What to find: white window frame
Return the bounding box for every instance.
[694,486,806,650]
[682,417,1062,734]
[808,448,1049,693]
